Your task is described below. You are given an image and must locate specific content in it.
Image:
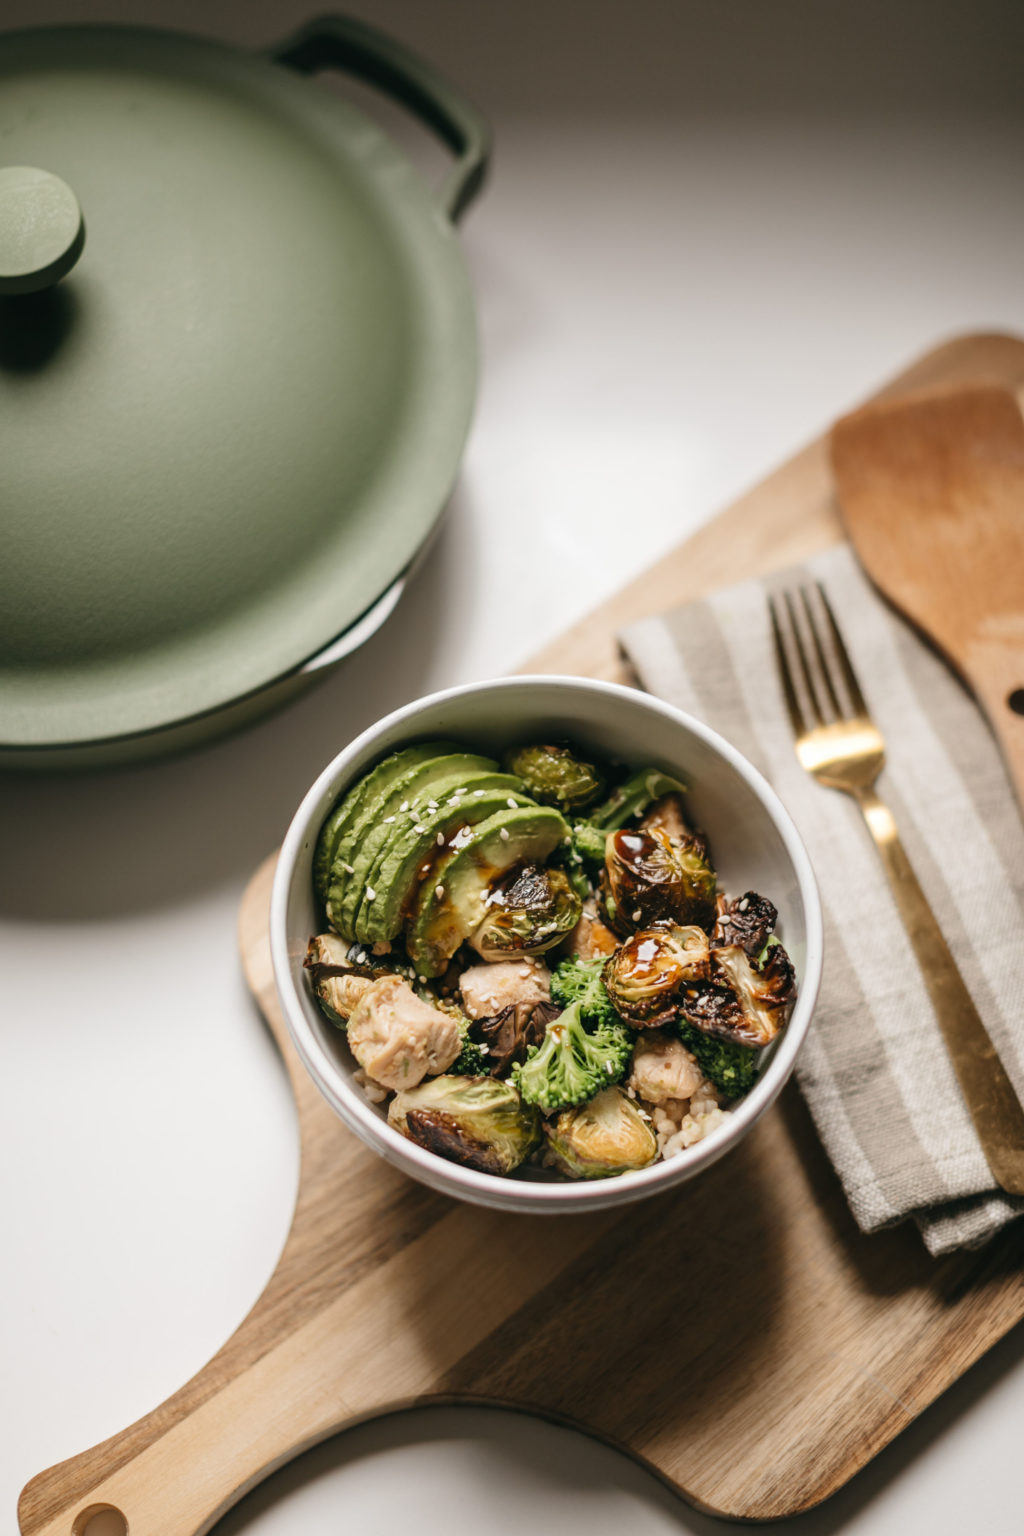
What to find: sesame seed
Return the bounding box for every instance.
[400,801,410,812]
[365,888,375,902]
[738,897,749,911]
[633,908,642,922]
[427,801,438,811]
[414,825,425,834]
[435,884,445,899]
[343,862,355,874]
[436,832,445,846]
[506,797,517,809]
[384,815,396,824]
[418,975,427,984]
[474,789,485,797]
[499,827,510,842]
[447,796,461,806]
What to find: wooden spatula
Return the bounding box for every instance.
[830,383,1024,810]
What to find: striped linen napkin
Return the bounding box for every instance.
[619,542,1024,1256]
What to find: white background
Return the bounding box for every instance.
[3,3,1024,1533]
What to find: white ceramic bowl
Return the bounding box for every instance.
[270,676,823,1212]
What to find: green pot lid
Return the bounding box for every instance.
[0,21,488,751]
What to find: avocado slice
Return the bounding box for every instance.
[327,755,501,938]
[355,776,533,944]
[312,741,455,908]
[406,806,569,977]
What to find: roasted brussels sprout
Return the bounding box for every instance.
[710,942,796,1045]
[678,941,796,1049]
[471,999,560,1077]
[712,891,778,959]
[504,743,605,812]
[470,864,582,961]
[604,924,710,1025]
[544,1086,658,1179]
[603,827,717,933]
[303,933,382,1024]
[388,1076,541,1174]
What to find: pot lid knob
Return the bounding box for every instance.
[0,165,85,296]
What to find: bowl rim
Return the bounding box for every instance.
[270,674,824,1210]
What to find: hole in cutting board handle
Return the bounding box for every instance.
[1008,689,1024,716]
[71,1506,128,1536]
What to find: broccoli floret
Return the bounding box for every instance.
[560,823,608,901]
[549,956,616,1017]
[449,1036,489,1076]
[513,957,632,1112]
[447,1014,490,1077]
[570,821,608,868]
[677,1021,761,1101]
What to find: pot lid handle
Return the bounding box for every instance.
[0,166,85,296]
[272,14,492,223]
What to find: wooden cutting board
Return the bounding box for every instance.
[18,332,1024,1536]
[830,384,1024,809]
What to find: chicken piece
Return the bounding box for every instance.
[459,957,551,1020]
[564,901,619,963]
[628,1028,703,1106]
[347,975,462,1090]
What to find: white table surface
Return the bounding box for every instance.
[3,3,1024,1533]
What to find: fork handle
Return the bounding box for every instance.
[855,787,1024,1195]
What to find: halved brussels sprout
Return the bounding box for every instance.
[388,1075,541,1174]
[472,999,560,1077]
[604,924,710,1025]
[603,827,717,933]
[303,933,379,1024]
[712,891,778,958]
[470,864,582,961]
[544,1086,658,1179]
[705,942,796,1047]
[504,743,605,813]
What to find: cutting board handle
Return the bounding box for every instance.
[17,1288,365,1536]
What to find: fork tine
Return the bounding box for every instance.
[799,587,844,719]
[768,593,807,738]
[815,582,869,716]
[783,591,826,726]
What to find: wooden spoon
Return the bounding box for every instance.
[830,383,1024,809]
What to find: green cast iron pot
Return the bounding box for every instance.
[0,15,490,769]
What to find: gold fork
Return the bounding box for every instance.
[769,582,1024,1196]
